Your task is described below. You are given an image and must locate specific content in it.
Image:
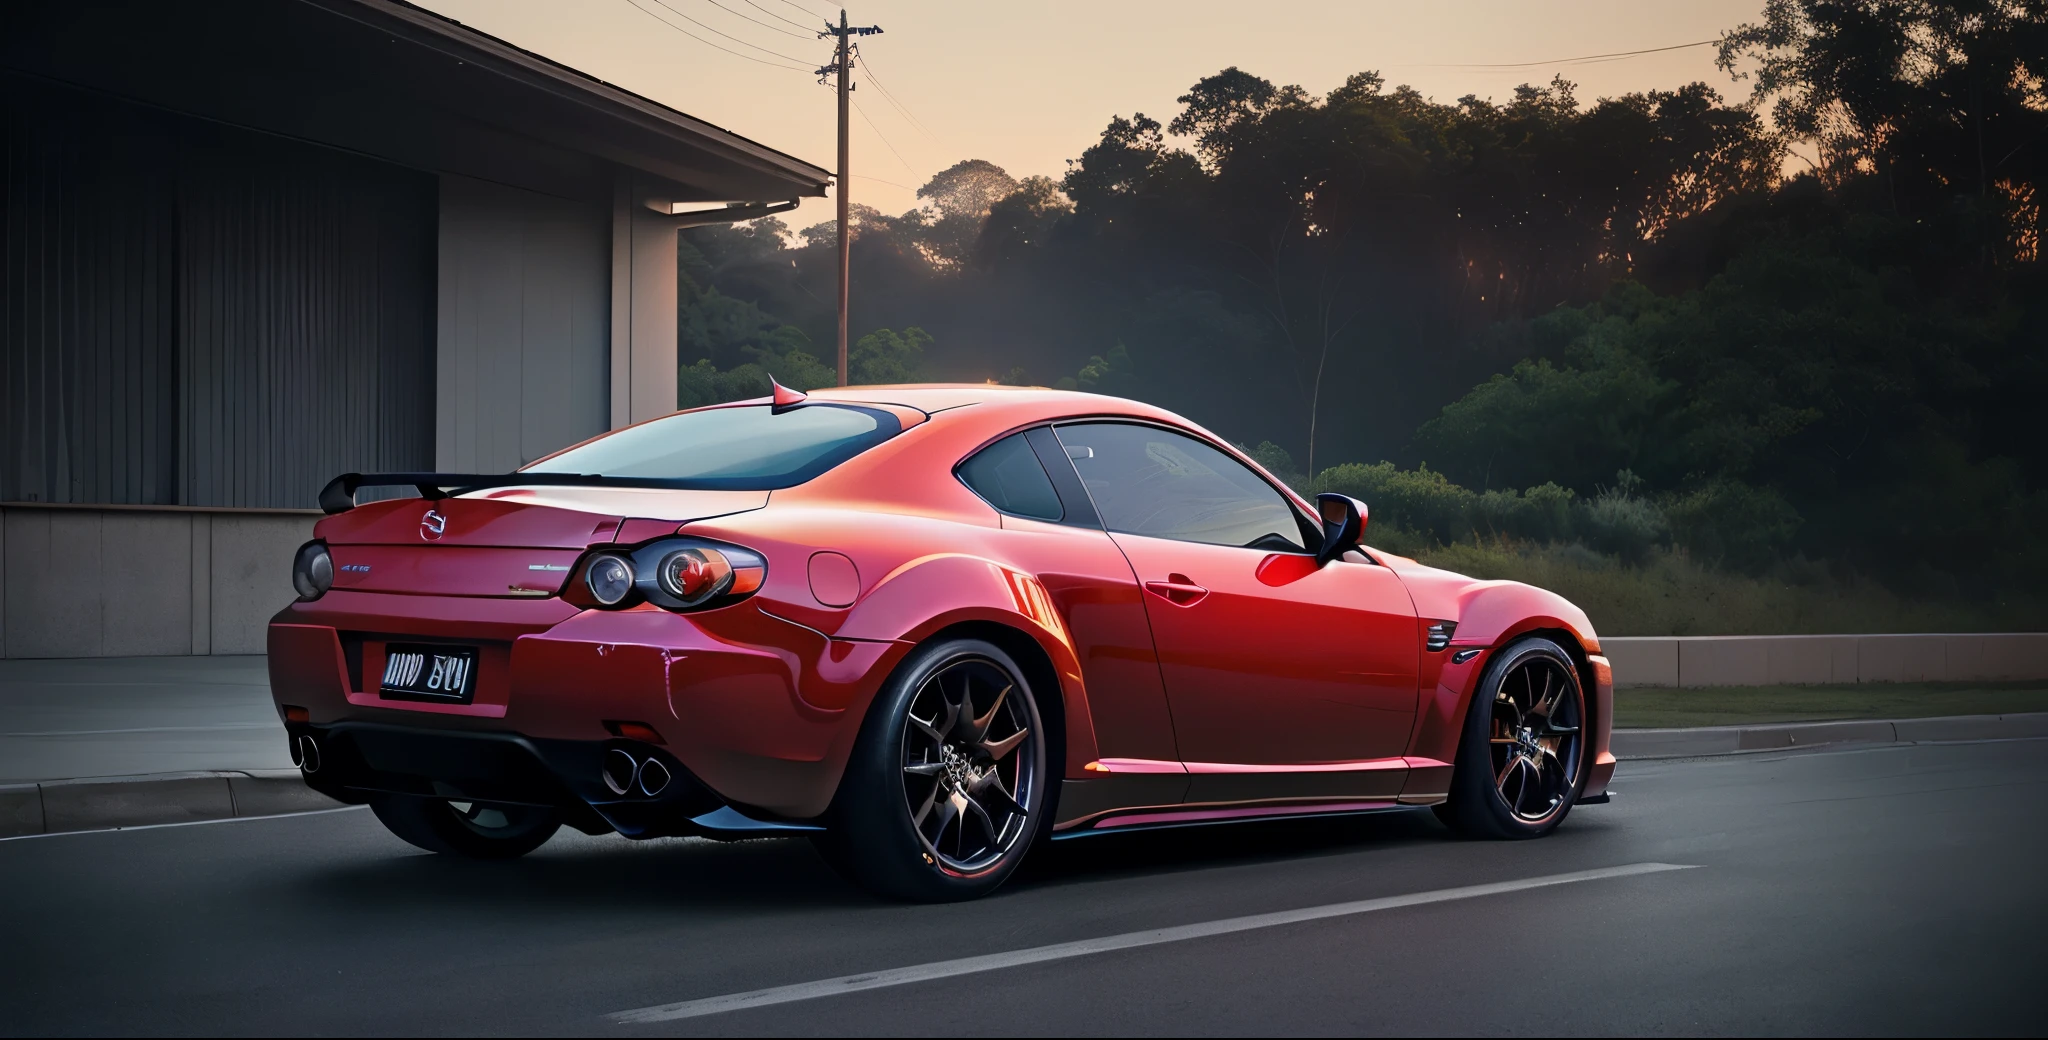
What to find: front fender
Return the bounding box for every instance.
[835,553,1101,776]
[1389,561,1604,770]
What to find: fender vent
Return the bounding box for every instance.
[1426,621,1456,652]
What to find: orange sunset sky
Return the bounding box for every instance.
[416,1,1773,224]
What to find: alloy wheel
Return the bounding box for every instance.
[899,656,1038,875]
[1487,654,1583,823]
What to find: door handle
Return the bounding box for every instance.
[1144,574,1208,607]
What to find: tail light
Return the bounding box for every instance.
[292,542,333,601]
[564,536,765,613]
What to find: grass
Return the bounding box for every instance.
[1613,681,2048,729]
[1404,539,2048,637]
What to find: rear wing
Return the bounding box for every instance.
[317,472,701,514]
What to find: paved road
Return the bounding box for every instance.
[3,739,2043,1036]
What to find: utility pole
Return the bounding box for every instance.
[818,11,882,386]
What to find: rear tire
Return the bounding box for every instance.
[369,795,561,859]
[1438,636,1588,840]
[812,637,1049,902]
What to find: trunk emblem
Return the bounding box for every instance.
[420,509,448,540]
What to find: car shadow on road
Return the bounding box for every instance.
[286,803,1597,918]
[1016,806,1451,891]
[288,826,876,917]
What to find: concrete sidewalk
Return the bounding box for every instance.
[0,655,291,784]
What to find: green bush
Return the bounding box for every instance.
[1577,488,1669,565]
[1666,480,1802,571]
[1416,541,2048,636]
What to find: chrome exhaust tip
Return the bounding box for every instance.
[296,735,322,774]
[637,757,672,798]
[602,748,639,796]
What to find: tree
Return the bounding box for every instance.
[975,175,1071,268]
[1719,0,2047,257]
[850,327,931,385]
[917,160,1019,220]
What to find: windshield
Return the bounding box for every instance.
[523,404,901,489]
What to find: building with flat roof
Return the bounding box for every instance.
[1,0,831,657]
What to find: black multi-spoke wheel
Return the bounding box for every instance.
[369,794,561,859]
[1437,636,1587,839]
[901,657,1039,874]
[814,638,1049,901]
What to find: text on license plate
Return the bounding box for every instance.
[380,644,478,702]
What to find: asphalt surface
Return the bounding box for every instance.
[2,738,2043,1036]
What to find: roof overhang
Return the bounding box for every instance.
[2,0,831,204]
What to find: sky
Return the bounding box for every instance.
[415,0,1772,227]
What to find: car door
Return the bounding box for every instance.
[955,428,1191,819]
[1052,421,1420,801]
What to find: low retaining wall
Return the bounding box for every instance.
[1,504,318,658]
[1603,633,2048,688]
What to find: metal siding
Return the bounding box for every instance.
[3,78,438,510]
[1,79,178,504]
[176,122,437,508]
[436,175,608,473]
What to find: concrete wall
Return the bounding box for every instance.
[0,505,315,658]
[1603,634,2048,688]
[436,175,611,472]
[612,174,693,428]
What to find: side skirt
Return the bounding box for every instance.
[1051,800,1420,840]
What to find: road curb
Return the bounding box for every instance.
[1613,711,2048,759]
[0,770,341,839]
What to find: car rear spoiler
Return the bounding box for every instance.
[317,472,699,514]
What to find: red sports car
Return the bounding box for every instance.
[272,385,1614,901]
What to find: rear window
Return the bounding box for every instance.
[957,433,1063,521]
[524,404,901,489]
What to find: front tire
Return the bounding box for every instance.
[813,637,1049,902]
[369,795,561,859]
[1437,636,1587,839]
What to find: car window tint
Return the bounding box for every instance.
[1056,422,1308,551]
[958,433,1063,521]
[524,404,899,490]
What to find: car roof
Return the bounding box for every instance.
[786,384,1190,425]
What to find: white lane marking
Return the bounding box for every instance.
[608,861,1698,1024]
[2,723,279,736]
[0,805,365,842]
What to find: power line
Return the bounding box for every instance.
[855,173,920,192]
[854,50,940,143]
[646,0,814,64]
[622,0,811,71]
[770,0,833,22]
[697,0,812,40]
[744,0,817,33]
[851,96,914,174]
[1420,39,1716,69]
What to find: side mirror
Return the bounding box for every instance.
[1314,493,1367,565]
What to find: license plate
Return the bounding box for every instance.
[379,644,478,703]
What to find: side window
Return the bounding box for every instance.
[957,432,1064,521]
[1055,422,1309,552]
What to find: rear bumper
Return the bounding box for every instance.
[267,594,908,820]
[283,720,819,839]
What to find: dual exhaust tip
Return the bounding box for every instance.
[293,734,323,774]
[295,731,670,798]
[602,747,671,798]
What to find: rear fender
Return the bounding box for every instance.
[835,553,1101,775]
